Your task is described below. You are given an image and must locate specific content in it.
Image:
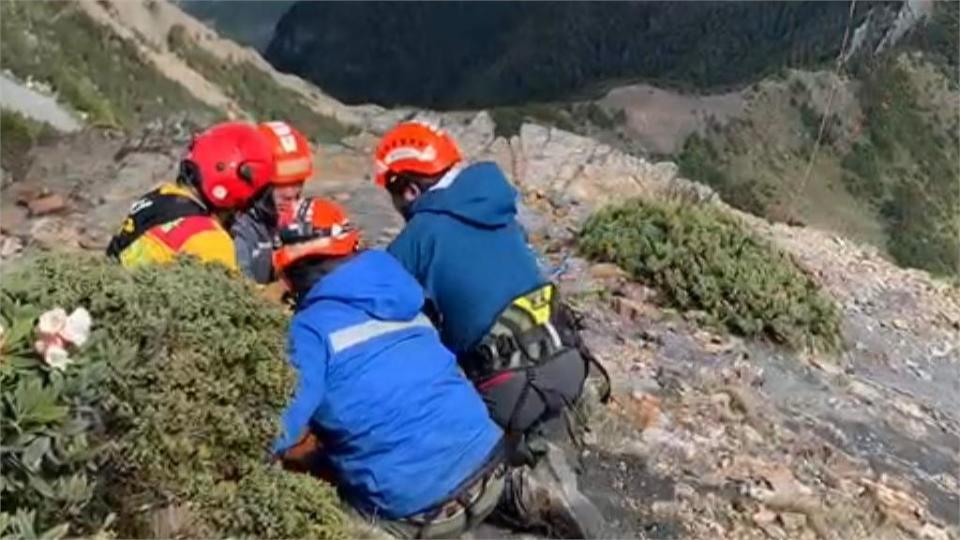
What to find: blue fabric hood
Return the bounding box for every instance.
[410,162,518,228]
[300,250,423,321]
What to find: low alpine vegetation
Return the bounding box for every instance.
[579,199,841,350]
[1,254,348,539]
[0,2,213,129]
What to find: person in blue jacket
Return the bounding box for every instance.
[270,197,595,538]
[373,122,602,464]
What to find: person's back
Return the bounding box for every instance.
[270,199,504,533]
[108,183,237,270]
[374,122,599,472]
[387,161,544,354]
[282,249,502,517]
[276,197,605,539]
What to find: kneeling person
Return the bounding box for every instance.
[271,198,505,538]
[106,122,275,270]
[375,122,600,463]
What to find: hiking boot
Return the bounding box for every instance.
[498,443,605,538]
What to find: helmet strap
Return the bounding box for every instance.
[176,160,212,211]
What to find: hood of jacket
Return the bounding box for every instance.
[299,249,424,321]
[409,162,518,228]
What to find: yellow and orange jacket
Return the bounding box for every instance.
[106,183,237,271]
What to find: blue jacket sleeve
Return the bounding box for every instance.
[273,320,329,455]
[231,213,274,284]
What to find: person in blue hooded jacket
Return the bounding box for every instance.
[374,122,603,470]
[269,197,598,538]
[270,197,504,537]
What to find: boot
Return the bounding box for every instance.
[497,443,605,538]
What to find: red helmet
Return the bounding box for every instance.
[273,197,360,275]
[257,121,315,185]
[373,121,462,188]
[181,122,275,210]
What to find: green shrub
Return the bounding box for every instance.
[1,254,348,538]
[202,467,348,539]
[0,299,108,539]
[167,25,355,144]
[0,2,214,128]
[842,59,960,275]
[676,133,773,217]
[579,199,841,349]
[841,141,885,201]
[797,102,821,140]
[0,110,58,184]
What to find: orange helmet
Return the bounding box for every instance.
[182,122,275,209]
[273,197,360,274]
[373,121,462,188]
[258,121,314,185]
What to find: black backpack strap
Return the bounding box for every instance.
[580,344,612,403]
[106,188,208,259]
[551,293,612,404]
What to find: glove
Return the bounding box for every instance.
[280,432,322,472]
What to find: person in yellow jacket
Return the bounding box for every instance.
[106,122,276,270]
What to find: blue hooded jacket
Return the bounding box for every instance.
[274,249,502,519]
[387,162,546,355]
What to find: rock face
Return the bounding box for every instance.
[408,112,713,226]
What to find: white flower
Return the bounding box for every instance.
[60,308,92,346]
[37,308,68,336]
[44,344,72,371]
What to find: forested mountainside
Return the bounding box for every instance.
[177,0,294,51]
[264,1,890,108]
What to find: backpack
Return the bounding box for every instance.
[106,186,207,259]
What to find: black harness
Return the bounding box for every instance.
[105,187,208,259]
[464,284,612,458]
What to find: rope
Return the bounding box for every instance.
[789,0,859,218]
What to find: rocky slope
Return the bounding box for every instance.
[1,2,957,539]
[3,110,958,540]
